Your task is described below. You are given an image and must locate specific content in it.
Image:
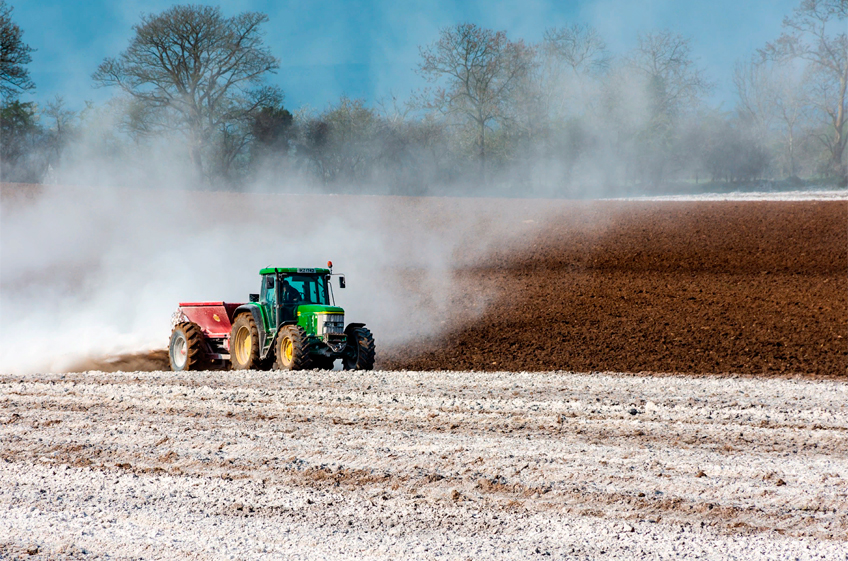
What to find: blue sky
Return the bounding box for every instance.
[13,0,799,113]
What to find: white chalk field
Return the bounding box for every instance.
[614,187,848,201]
[1,369,846,560]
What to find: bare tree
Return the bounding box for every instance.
[530,25,610,124]
[628,30,713,120]
[43,95,77,169]
[213,86,283,180]
[543,25,610,78]
[762,0,847,182]
[93,5,281,178]
[735,58,812,177]
[733,59,778,138]
[0,0,34,100]
[415,23,535,175]
[623,31,712,184]
[774,67,813,177]
[315,96,389,185]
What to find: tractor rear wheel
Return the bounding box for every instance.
[274,325,312,370]
[342,326,375,370]
[169,322,208,371]
[230,313,263,370]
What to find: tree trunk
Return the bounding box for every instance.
[832,74,847,186]
[831,125,846,185]
[479,120,486,184]
[188,131,204,180]
[787,129,795,178]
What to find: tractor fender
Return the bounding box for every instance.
[344,322,366,333]
[233,304,268,357]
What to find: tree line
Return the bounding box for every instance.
[1,0,846,194]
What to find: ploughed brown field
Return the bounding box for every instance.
[106,197,847,377]
[384,200,847,377]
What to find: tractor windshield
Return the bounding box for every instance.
[281,274,330,305]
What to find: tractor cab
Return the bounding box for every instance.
[259,270,333,327]
[259,267,336,329]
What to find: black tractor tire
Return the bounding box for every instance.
[274,325,313,370]
[169,322,209,371]
[342,326,375,370]
[230,313,264,370]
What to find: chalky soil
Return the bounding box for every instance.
[1,369,846,559]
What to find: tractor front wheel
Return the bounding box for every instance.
[230,313,263,370]
[274,325,312,370]
[169,322,208,371]
[342,326,375,370]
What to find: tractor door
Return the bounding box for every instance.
[278,274,301,324]
[260,274,278,328]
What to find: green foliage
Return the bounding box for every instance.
[252,105,294,148]
[0,1,34,100]
[0,100,43,181]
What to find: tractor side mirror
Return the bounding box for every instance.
[339,276,346,289]
[249,293,259,303]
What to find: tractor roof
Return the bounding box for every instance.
[260,267,331,275]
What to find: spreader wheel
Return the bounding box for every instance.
[342,326,375,371]
[169,322,208,371]
[230,313,263,370]
[274,325,312,370]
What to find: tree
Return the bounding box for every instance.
[0,100,43,181]
[252,104,294,149]
[375,97,456,193]
[543,24,610,78]
[0,1,34,100]
[701,115,769,182]
[735,58,811,177]
[42,95,77,169]
[248,102,294,175]
[733,59,779,139]
[212,86,283,180]
[293,115,331,183]
[508,25,609,190]
[628,31,713,120]
[308,96,383,185]
[626,31,713,184]
[93,5,281,178]
[537,25,610,121]
[762,0,847,183]
[415,23,535,175]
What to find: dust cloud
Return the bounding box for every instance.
[0,179,557,374]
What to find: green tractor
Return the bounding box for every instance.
[169,263,375,371]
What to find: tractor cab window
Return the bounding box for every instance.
[281,274,329,305]
[259,275,276,305]
[260,275,276,307]
[260,275,280,325]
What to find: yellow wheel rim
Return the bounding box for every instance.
[283,338,294,363]
[234,326,252,365]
